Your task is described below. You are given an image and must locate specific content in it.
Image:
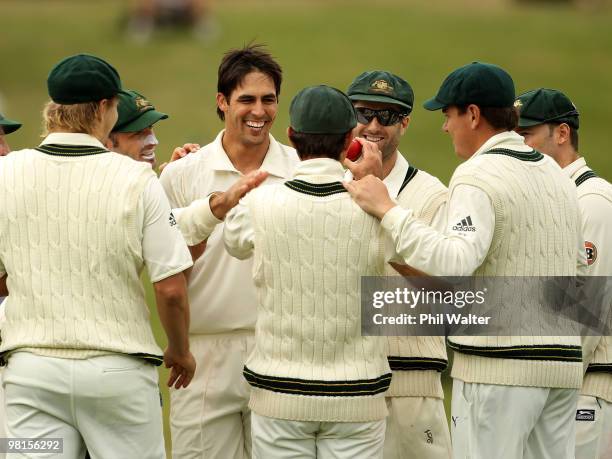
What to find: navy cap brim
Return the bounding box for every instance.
[0,119,22,134]
[517,117,545,128]
[348,93,412,111]
[423,97,446,111]
[113,109,168,133]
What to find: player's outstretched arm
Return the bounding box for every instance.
[209,170,269,220]
[153,272,196,389]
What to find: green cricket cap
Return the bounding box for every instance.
[516,88,579,129]
[290,85,357,134]
[347,70,414,112]
[112,90,168,133]
[47,54,127,104]
[0,113,22,135]
[423,62,515,111]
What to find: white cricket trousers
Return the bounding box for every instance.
[451,380,578,459]
[251,412,386,459]
[384,396,451,459]
[2,351,165,459]
[170,332,253,459]
[575,395,612,458]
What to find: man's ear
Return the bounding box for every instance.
[216,92,228,114]
[400,115,410,135]
[555,123,571,146]
[467,104,481,129]
[286,127,296,148]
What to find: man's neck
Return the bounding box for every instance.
[382,150,398,179]
[555,148,580,169]
[221,132,270,174]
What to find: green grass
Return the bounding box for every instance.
[2,0,611,454]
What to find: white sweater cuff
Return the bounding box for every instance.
[173,197,223,246]
[380,205,410,232]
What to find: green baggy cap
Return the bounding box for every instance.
[112,90,168,133]
[423,62,515,111]
[290,85,357,134]
[347,70,414,112]
[515,88,579,129]
[0,113,22,134]
[47,53,128,104]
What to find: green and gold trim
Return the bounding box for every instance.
[397,165,419,196]
[129,353,164,366]
[387,356,447,372]
[448,341,582,362]
[36,143,109,157]
[284,179,347,197]
[243,366,391,396]
[483,148,544,162]
[586,363,612,374]
[575,170,598,187]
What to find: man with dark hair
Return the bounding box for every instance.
[0,53,195,458]
[346,71,451,459]
[159,44,298,459]
[516,88,612,459]
[345,62,585,459]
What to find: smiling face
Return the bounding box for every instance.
[352,101,409,162]
[217,71,278,148]
[110,126,159,167]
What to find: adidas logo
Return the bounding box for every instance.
[452,216,476,232]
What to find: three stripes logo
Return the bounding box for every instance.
[453,216,476,232]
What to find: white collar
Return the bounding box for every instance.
[208,130,295,178]
[563,157,588,180]
[383,152,410,198]
[471,131,532,159]
[293,158,345,183]
[40,132,107,149]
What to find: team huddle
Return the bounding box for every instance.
[0,44,610,459]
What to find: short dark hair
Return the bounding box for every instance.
[217,44,282,120]
[457,105,519,131]
[548,123,579,151]
[288,130,350,161]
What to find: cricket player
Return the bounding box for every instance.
[105,89,167,168]
[0,53,195,458]
[221,84,395,458]
[159,44,298,459]
[515,88,612,458]
[346,70,451,459]
[345,62,585,459]
[104,89,200,172]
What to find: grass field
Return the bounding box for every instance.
[2,0,612,454]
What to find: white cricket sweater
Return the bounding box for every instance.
[0,141,163,363]
[566,158,612,402]
[224,158,392,422]
[448,146,583,389]
[384,154,449,398]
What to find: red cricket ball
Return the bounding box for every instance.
[346,139,362,161]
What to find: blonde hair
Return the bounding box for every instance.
[42,100,103,136]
